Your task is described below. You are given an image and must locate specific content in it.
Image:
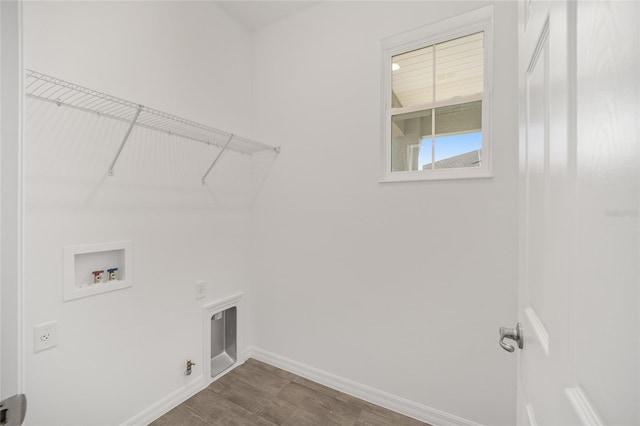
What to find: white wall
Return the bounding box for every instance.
[23,2,257,424]
[250,2,519,425]
[23,1,519,425]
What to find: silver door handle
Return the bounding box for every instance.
[0,394,26,426]
[499,323,523,352]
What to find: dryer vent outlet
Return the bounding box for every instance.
[210,307,236,377]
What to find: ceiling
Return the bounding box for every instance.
[215,1,318,31]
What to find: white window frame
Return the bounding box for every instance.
[380,6,494,182]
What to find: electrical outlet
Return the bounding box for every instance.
[195,281,206,300]
[34,321,58,353]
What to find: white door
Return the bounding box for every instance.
[516,0,639,425]
[1,0,25,422]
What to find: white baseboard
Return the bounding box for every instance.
[246,346,484,426]
[121,360,247,426]
[120,376,205,426]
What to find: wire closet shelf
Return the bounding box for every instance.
[25,69,280,183]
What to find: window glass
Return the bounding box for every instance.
[434,100,482,169]
[434,33,484,101]
[382,7,492,181]
[433,132,482,169]
[391,109,432,172]
[389,33,484,174]
[392,46,434,108]
[391,101,482,172]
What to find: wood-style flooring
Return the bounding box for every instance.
[150,358,430,426]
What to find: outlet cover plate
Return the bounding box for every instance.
[195,281,206,300]
[34,321,58,353]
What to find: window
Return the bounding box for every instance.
[381,6,493,181]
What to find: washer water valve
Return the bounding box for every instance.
[91,270,104,284]
[185,359,196,376]
[107,267,118,281]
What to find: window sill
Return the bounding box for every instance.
[380,167,493,183]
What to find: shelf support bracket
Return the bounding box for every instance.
[108,105,143,177]
[202,134,234,185]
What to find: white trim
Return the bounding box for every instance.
[526,17,549,75]
[380,5,494,183]
[124,291,245,426]
[119,376,204,426]
[0,0,25,397]
[564,387,604,426]
[63,240,133,301]
[381,6,494,57]
[525,403,538,426]
[246,347,484,426]
[202,292,244,386]
[381,167,491,183]
[525,306,549,355]
[123,357,247,426]
[391,93,483,117]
